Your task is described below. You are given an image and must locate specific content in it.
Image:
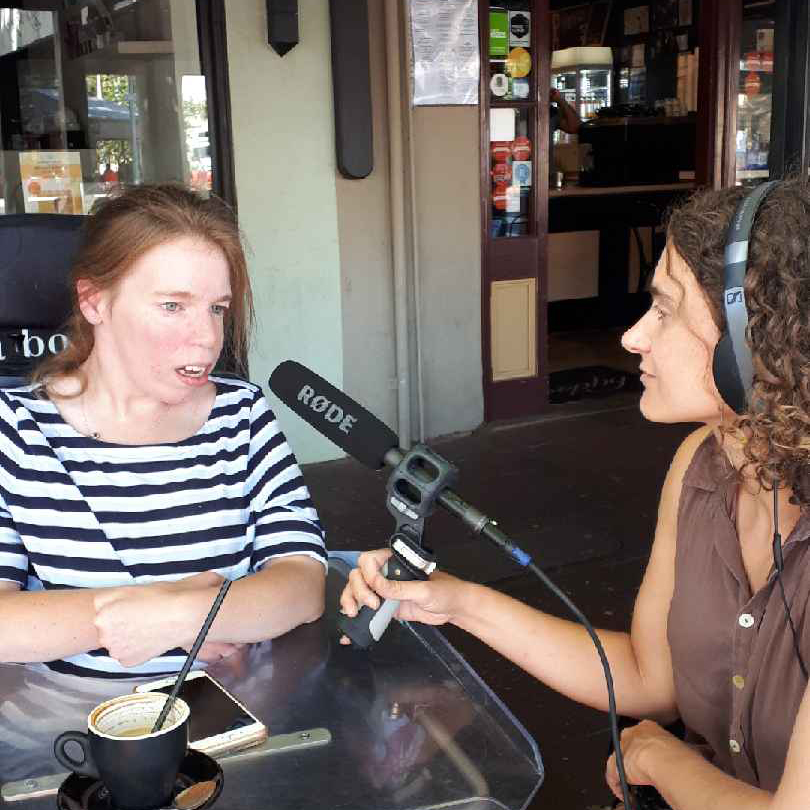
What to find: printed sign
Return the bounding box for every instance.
[512,161,532,186]
[509,11,530,47]
[0,328,69,378]
[506,47,532,78]
[489,8,508,56]
[411,0,480,105]
[19,151,84,215]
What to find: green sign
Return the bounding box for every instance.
[489,9,508,57]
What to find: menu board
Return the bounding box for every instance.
[19,151,84,214]
[410,0,480,106]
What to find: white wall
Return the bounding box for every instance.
[413,107,483,439]
[335,0,397,433]
[334,2,484,444]
[227,1,344,463]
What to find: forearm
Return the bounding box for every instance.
[452,582,674,719]
[647,738,770,810]
[176,557,326,647]
[557,98,580,132]
[0,588,100,662]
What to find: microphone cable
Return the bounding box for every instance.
[772,486,808,681]
[518,556,633,810]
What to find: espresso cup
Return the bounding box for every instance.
[54,692,190,810]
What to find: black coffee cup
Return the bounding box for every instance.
[54,692,190,810]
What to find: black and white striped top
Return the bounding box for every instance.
[0,377,327,678]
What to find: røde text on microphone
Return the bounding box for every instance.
[296,385,358,435]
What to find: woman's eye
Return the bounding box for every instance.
[651,303,667,321]
[161,302,180,312]
[211,304,228,316]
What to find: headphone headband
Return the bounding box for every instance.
[713,180,779,414]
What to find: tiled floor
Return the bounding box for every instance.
[303,395,695,808]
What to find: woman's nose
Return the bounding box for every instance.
[193,313,220,348]
[621,316,649,355]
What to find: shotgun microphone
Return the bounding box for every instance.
[268,360,400,470]
[268,360,531,562]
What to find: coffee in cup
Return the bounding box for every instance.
[54,692,190,810]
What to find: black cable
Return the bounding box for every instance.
[775,574,808,680]
[772,487,808,681]
[525,560,633,810]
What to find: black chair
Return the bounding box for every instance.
[0,214,84,388]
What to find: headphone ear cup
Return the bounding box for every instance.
[713,334,745,414]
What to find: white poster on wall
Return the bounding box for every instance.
[410,0,479,106]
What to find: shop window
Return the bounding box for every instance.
[735,8,774,185]
[0,1,213,215]
[490,106,534,238]
[488,1,536,239]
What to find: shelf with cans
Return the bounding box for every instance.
[490,108,533,238]
[734,19,774,185]
[488,2,535,239]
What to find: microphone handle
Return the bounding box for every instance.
[338,597,401,649]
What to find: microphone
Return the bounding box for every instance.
[268,361,528,559]
[268,360,532,646]
[268,361,399,470]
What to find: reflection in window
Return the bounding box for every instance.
[85,73,139,204]
[182,75,211,194]
[0,1,210,214]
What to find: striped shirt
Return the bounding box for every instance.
[0,376,326,678]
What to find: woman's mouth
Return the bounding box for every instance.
[177,365,207,379]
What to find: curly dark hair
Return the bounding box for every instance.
[667,176,810,505]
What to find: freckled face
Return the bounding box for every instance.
[90,237,232,405]
[621,245,725,424]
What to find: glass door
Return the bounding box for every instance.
[0,1,215,215]
[488,1,536,240]
[734,3,775,185]
[578,66,611,120]
[481,0,548,420]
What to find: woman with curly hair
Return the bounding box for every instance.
[340,176,810,809]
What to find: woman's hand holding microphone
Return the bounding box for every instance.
[338,549,472,643]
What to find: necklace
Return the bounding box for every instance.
[81,392,101,440]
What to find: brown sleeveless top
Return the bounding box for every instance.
[668,434,810,790]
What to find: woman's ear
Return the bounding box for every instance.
[76,279,106,325]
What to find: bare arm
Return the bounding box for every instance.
[551,88,581,134]
[607,720,771,809]
[0,581,99,663]
[342,426,711,721]
[93,556,325,666]
[0,571,232,664]
[172,556,325,645]
[456,428,712,717]
[605,675,810,809]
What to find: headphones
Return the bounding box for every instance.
[713,180,809,680]
[712,180,779,414]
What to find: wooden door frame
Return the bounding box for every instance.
[480,0,551,422]
[698,0,809,187]
[196,0,237,210]
[695,0,741,188]
[771,0,810,176]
